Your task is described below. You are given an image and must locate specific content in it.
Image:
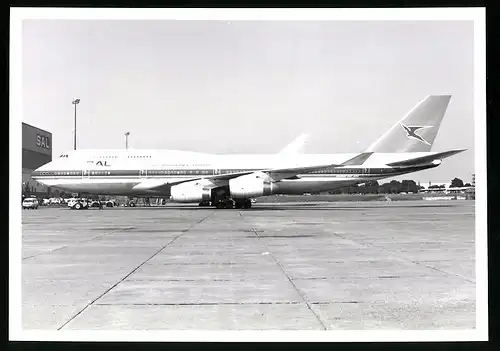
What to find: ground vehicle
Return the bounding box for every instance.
[49,197,63,205]
[22,198,39,209]
[124,199,136,207]
[105,199,117,207]
[67,198,89,210]
[88,199,117,208]
[89,200,103,208]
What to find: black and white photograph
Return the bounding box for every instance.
[10,8,487,342]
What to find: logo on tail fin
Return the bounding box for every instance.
[400,123,433,145]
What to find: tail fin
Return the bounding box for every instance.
[366,95,451,153]
[279,133,309,154]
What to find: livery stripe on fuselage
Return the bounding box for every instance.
[31,164,436,179]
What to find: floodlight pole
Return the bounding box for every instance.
[125,132,130,149]
[72,98,80,150]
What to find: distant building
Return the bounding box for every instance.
[425,181,452,189]
[22,123,52,196]
[421,181,473,195]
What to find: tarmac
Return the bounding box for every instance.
[21,200,476,330]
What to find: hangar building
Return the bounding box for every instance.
[22,122,52,196]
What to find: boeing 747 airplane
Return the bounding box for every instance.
[32,95,465,209]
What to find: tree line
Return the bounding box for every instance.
[326,177,472,195]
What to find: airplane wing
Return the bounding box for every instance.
[386,149,466,167]
[264,152,373,181]
[133,152,373,192]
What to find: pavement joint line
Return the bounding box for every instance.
[310,301,362,305]
[330,232,476,284]
[289,274,434,280]
[417,259,474,263]
[249,227,328,331]
[124,278,284,282]
[238,211,328,331]
[146,262,278,266]
[56,211,215,330]
[93,302,303,306]
[22,226,136,261]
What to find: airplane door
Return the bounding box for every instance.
[140,169,147,178]
[83,160,92,179]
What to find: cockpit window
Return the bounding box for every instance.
[59,154,69,158]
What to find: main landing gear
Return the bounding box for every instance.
[198,187,252,209]
[198,199,252,209]
[213,198,252,209]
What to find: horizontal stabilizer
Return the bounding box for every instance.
[386,149,466,167]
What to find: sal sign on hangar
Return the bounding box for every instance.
[36,134,51,149]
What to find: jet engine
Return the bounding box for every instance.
[229,172,275,199]
[170,182,212,203]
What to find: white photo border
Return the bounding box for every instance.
[9,7,487,342]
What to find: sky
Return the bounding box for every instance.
[22,19,475,183]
